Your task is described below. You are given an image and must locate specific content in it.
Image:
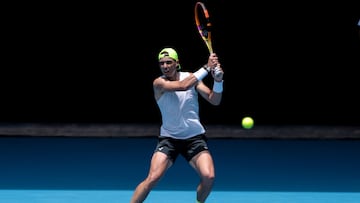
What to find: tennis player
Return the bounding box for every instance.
[130,47,224,203]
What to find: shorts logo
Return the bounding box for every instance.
[158,147,164,151]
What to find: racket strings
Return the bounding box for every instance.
[195,1,214,53]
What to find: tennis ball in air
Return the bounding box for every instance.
[242,117,254,129]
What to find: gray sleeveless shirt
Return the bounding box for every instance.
[156,72,206,139]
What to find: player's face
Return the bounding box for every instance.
[159,57,178,77]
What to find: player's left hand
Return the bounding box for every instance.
[207,53,223,81]
[212,65,223,81]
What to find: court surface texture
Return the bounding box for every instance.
[0,124,359,203]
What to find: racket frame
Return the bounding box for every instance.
[194,2,213,53]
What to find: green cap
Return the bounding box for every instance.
[158,48,179,61]
[158,48,181,70]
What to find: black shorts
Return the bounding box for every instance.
[154,134,209,162]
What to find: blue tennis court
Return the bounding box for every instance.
[1,135,359,202]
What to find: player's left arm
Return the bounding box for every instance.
[197,69,223,106]
[197,53,224,105]
[197,79,223,106]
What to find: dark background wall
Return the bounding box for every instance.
[3,1,360,126]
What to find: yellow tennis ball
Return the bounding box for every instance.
[242,117,254,129]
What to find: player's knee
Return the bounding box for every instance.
[145,174,162,186]
[202,173,215,184]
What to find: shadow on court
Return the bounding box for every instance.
[0,136,359,192]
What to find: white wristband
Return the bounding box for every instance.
[193,68,208,81]
[213,80,223,93]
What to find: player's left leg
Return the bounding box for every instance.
[190,150,215,203]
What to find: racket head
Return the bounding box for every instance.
[194,2,213,53]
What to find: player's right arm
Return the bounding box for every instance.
[153,75,199,100]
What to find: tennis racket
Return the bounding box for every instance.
[194,1,213,53]
[194,1,221,77]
